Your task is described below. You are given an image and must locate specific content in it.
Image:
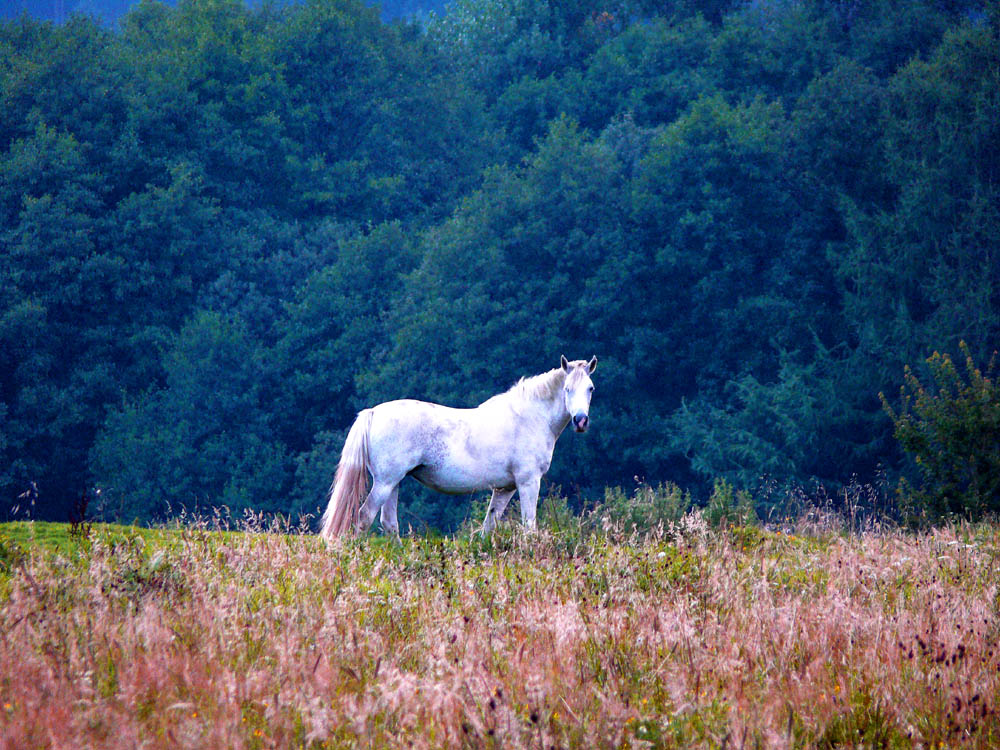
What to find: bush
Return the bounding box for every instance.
[880,342,1000,520]
[705,478,758,528]
[598,482,692,535]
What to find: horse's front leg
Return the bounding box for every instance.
[516,475,541,531]
[481,487,516,536]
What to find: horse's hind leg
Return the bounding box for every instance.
[481,487,516,535]
[356,481,398,533]
[379,486,400,536]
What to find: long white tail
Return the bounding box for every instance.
[319,409,374,539]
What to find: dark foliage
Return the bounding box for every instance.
[2,0,997,528]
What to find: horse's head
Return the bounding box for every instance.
[560,355,598,432]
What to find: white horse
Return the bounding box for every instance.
[320,356,598,538]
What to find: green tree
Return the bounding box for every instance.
[427,0,649,158]
[630,95,802,385]
[833,22,1000,389]
[670,348,845,492]
[789,58,889,207]
[91,311,290,523]
[0,120,113,517]
[881,343,1000,519]
[272,0,486,222]
[566,16,717,132]
[0,14,124,160]
[843,0,958,77]
[710,0,837,104]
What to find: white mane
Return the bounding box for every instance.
[477,367,565,408]
[509,368,566,402]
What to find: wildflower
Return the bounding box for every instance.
[3,702,12,712]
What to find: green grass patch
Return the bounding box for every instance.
[0,521,176,557]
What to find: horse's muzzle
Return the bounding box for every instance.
[573,414,589,432]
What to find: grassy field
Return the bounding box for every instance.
[1,512,998,748]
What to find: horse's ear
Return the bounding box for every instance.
[587,356,598,374]
[560,355,570,372]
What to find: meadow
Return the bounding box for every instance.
[1,501,998,749]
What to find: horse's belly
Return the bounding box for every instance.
[408,461,511,495]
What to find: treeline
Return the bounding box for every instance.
[1,0,447,25]
[2,0,998,529]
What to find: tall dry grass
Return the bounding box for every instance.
[1,517,998,748]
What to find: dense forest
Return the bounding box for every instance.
[1,0,447,25]
[1,0,998,530]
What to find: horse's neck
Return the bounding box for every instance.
[512,369,570,438]
[544,399,572,438]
